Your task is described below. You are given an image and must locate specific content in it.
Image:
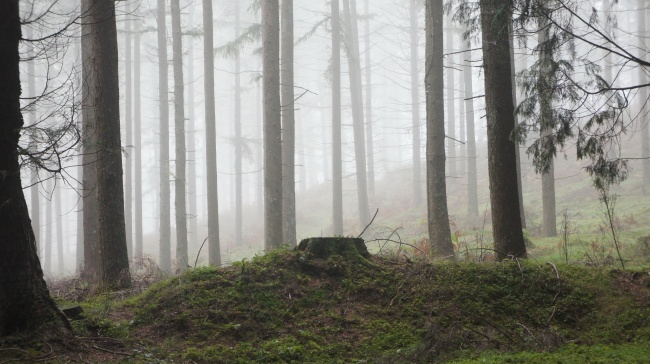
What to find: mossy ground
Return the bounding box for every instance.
[31,245,650,363]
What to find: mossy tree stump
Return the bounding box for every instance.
[297,237,370,261]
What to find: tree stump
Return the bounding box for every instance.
[297,237,370,260]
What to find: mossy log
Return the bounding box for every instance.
[297,237,370,260]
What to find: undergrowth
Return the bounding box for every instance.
[55,245,650,363]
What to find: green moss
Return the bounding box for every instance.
[64,244,650,363]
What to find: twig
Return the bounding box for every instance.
[547,262,560,280]
[194,236,209,268]
[357,208,379,238]
[91,345,132,356]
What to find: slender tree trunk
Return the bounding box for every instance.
[332,0,343,235]
[538,18,556,237]
[134,8,143,260]
[445,15,456,180]
[93,0,132,289]
[363,0,375,202]
[509,23,527,230]
[187,1,198,253]
[479,0,526,260]
[0,1,70,335]
[263,0,283,250]
[342,0,371,227]
[44,178,52,275]
[124,2,133,259]
[425,0,454,258]
[157,0,172,273]
[257,76,264,226]
[639,1,650,194]
[203,0,221,265]
[321,88,331,183]
[281,0,296,246]
[171,0,188,272]
[76,157,84,272]
[462,24,479,226]
[55,183,64,274]
[410,0,422,204]
[234,0,243,247]
[457,32,466,178]
[81,0,101,281]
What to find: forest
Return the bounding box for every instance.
[1,0,650,362]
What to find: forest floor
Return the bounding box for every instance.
[3,242,650,363]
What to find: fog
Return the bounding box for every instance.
[19,0,650,277]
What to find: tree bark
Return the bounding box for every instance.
[445,15,456,180]
[363,0,375,202]
[55,182,64,274]
[0,0,70,336]
[462,24,479,226]
[171,0,188,272]
[332,0,344,236]
[203,0,222,265]
[479,0,526,260]
[425,0,454,258]
[76,156,83,272]
[124,2,133,259]
[509,23,527,230]
[281,0,297,246]
[263,0,283,250]
[234,0,243,247]
[410,0,422,204]
[157,0,172,273]
[81,0,101,281]
[342,0,371,228]
[26,25,41,256]
[187,1,198,253]
[538,18,556,237]
[92,0,132,289]
[44,178,52,275]
[639,1,650,194]
[457,32,466,178]
[134,7,143,260]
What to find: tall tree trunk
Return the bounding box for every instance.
[44,178,52,275]
[479,0,526,260]
[203,0,221,265]
[234,0,243,247]
[55,183,64,274]
[257,75,264,226]
[81,0,101,281]
[410,0,422,204]
[171,0,188,272]
[538,17,556,237]
[425,0,454,258]
[342,0,371,228]
[76,157,84,272]
[187,1,198,253]
[26,26,41,256]
[462,24,479,226]
[0,1,70,335]
[93,0,132,289]
[332,0,344,236]
[457,33,466,178]
[157,0,172,273]
[640,1,650,195]
[124,2,133,259]
[281,0,297,246]
[134,7,143,260]
[363,0,375,202]
[509,23,527,230]
[263,0,283,250]
[445,15,456,180]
